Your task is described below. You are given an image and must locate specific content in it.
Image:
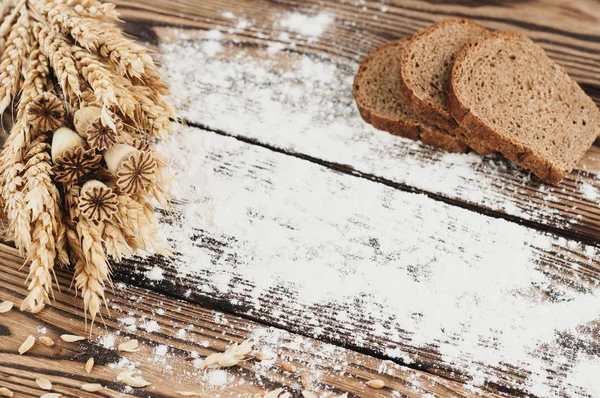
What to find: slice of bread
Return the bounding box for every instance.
[353,38,468,153]
[399,19,493,154]
[448,31,600,183]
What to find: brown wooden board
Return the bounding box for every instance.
[113,0,600,244]
[93,126,600,397]
[0,244,495,398]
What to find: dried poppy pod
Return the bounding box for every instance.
[51,127,102,185]
[26,92,65,134]
[78,179,118,222]
[75,106,124,151]
[104,143,156,194]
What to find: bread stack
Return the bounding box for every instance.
[352,19,600,184]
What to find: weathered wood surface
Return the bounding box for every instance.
[0,244,489,398]
[100,126,599,397]
[113,0,600,244]
[0,1,599,397]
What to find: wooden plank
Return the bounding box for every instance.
[0,245,491,398]
[85,126,599,397]
[114,0,600,244]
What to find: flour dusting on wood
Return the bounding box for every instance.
[135,124,600,397]
[111,10,600,397]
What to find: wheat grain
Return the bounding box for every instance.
[33,23,81,100]
[0,387,13,397]
[81,383,103,392]
[300,373,313,391]
[116,371,151,388]
[0,300,13,313]
[175,392,201,397]
[0,7,29,116]
[194,340,253,369]
[60,334,85,342]
[85,357,94,373]
[281,361,297,373]
[39,336,54,347]
[301,392,318,398]
[117,339,139,353]
[366,379,385,389]
[35,377,52,390]
[18,335,35,354]
[40,393,61,398]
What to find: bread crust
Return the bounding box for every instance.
[353,38,468,153]
[400,19,487,134]
[448,31,598,183]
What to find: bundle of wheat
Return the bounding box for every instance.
[0,0,174,325]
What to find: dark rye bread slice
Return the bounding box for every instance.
[448,31,600,184]
[352,38,468,153]
[399,19,494,155]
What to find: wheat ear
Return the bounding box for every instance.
[73,47,137,119]
[31,0,156,79]
[65,186,109,325]
[20,135,63,311]
[0,41,51,253]
[65,0,120,21]
[130,85,175,138]
[116,193,171,256]
[0,6,30,115]
[33,22,82,101]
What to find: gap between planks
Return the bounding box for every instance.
[185,119,600,248]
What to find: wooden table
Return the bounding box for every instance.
[2,1,600,397]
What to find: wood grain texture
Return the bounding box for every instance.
[112,0,600,245]
[0,244,490,398]
[106,126,599,397]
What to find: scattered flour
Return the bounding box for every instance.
[150,124,600,397]
[280,12,333,38]
[145,265,164,281]
[138,12,600,397]
[141,320,161,333]
[205,369,229,387]
[99,333,116,349]
[581,183,599,201]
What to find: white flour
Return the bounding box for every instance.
[149,125,600,397]
[280,13,333,39]
[135,10,600,397]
